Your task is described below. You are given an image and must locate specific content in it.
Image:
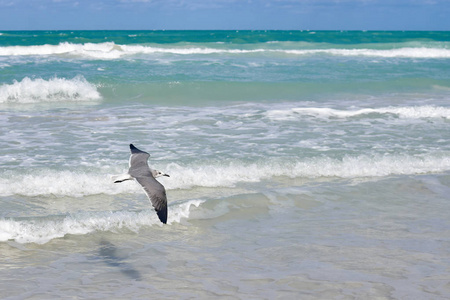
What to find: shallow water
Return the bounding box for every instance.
[1,30,450,299]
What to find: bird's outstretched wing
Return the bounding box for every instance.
[135,176,168,224]
[128,144,151,178]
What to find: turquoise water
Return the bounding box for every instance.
[1,31,450,299]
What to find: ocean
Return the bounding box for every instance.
[0,30,449,299]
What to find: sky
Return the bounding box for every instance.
[0,0,449,30]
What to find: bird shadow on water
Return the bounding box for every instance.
[98,239,143,281]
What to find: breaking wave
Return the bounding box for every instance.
[0,200,204,244]
[1,42,449,59]
[1,154,449,197]
[0,76,101,103]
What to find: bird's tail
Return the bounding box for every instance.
[111,173,133,183]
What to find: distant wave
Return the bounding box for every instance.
[266,106,450,120]
[0,42,125,59]
[285,47,450,58]
[1,154,449,197]
[0,42,449,59]
[0,200,203,244]
[0,76,101,104]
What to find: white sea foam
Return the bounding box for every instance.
[1,42,449,59]
[266,106,450,120]
[0,76,101,103]
[0,199,203,244]
[164,155,450,188]
[0,170,137,197]
[0,42,236,59]
[1,154,448,197]
[0,42,124,59]
[285,47,450,58]
[289,155,450,178]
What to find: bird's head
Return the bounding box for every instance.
[152,169,170,178]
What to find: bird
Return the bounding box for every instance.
[112,144,169,224]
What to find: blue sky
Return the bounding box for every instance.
[0,0,449,30]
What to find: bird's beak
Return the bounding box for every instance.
[164,174,170,177]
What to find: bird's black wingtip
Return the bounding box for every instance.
[129,144,139,154]
[130,143,149,155]
[157,209,168,224]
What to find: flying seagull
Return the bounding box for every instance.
[112,144,169,224]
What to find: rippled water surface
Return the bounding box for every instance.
[1,30,450,299]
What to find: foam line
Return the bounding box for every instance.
[266,106,450,120]
[1,42,449,59]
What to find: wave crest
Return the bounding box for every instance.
[1,154,449,197]
[0,76,101,104]
[0,200,203,244]
[1,42,449,59]
[164,154,450,188]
